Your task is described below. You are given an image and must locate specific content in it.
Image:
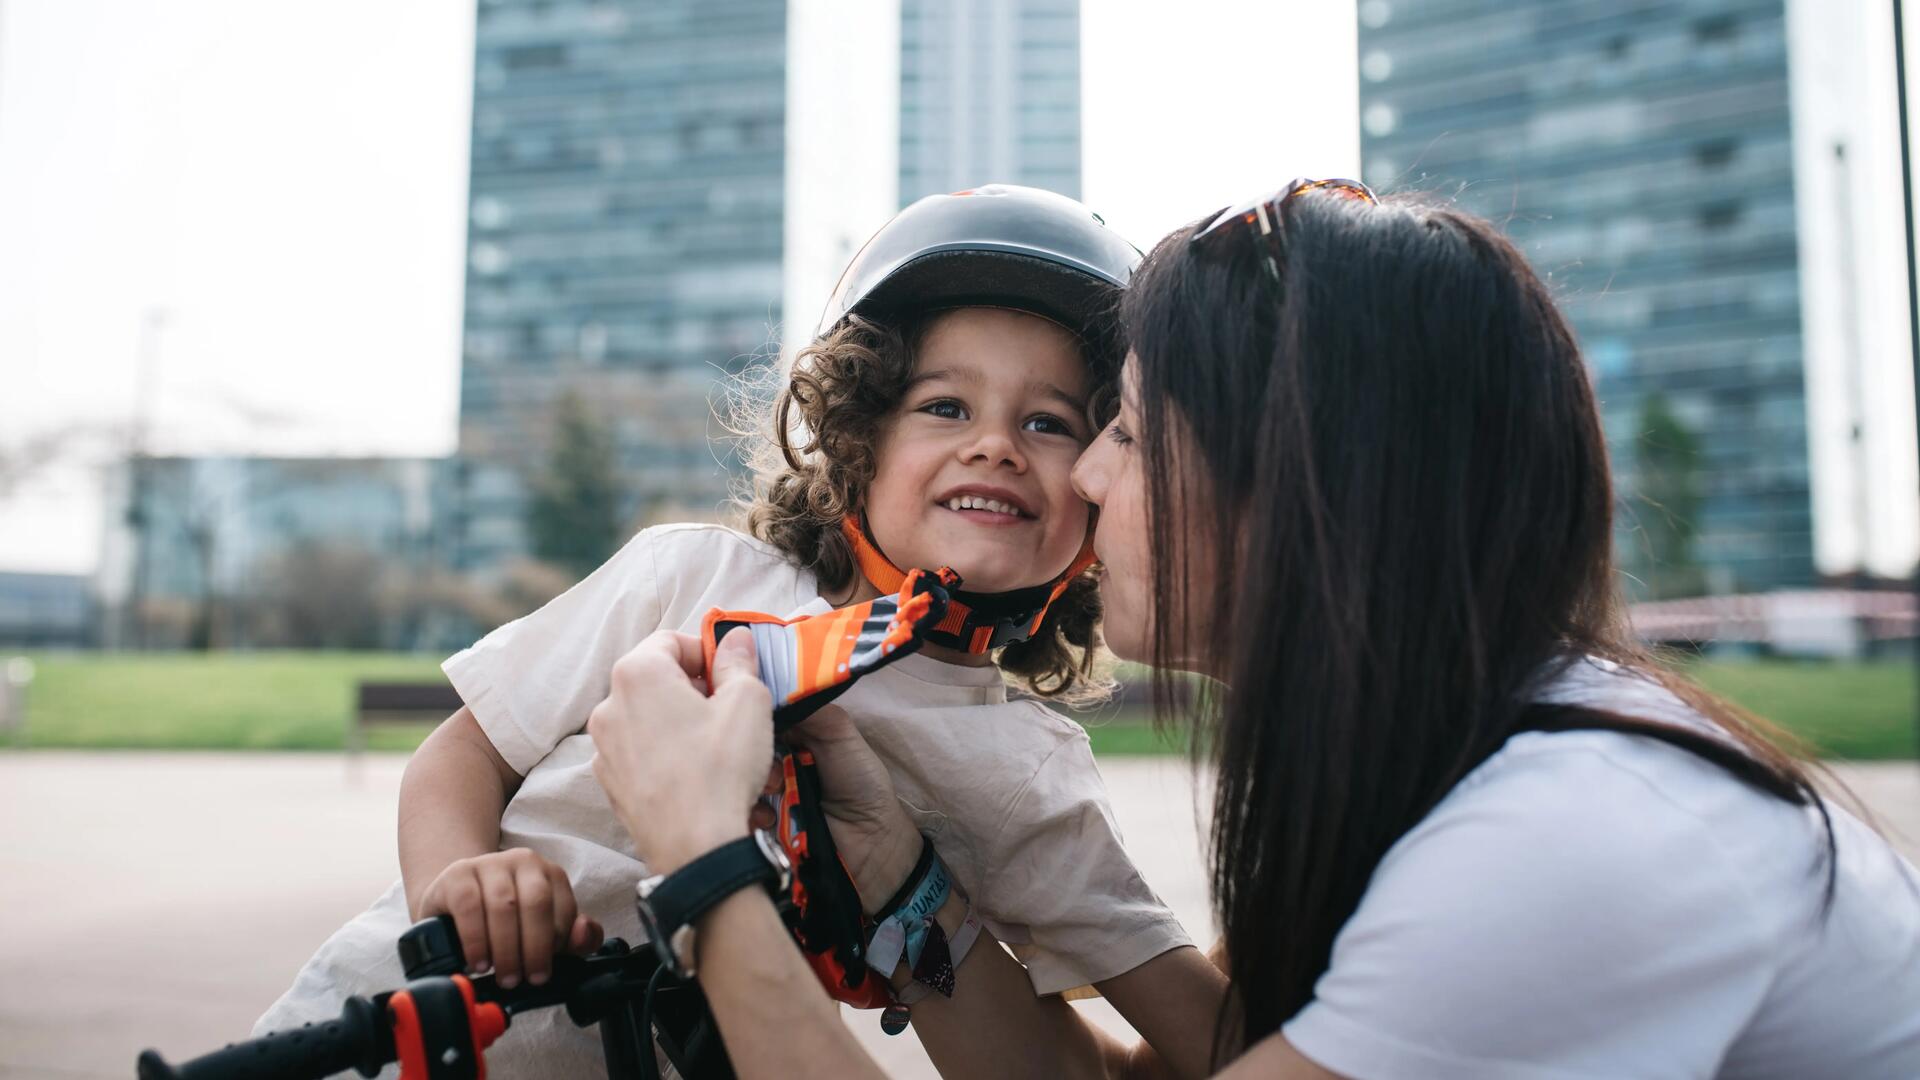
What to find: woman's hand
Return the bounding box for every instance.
[588,627,774,876]
[785,705,924,914]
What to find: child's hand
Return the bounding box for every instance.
[415,849,604,988]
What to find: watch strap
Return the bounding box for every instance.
[646,836,779,944]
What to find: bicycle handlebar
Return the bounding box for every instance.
[134,916,729,1080]
[135,994,391,1080]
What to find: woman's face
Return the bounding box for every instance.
[1071,356,1212,671]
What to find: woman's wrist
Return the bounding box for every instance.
[640,815,749,878]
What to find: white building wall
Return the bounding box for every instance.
[783,0,902,360]
[1788,0,1920,579]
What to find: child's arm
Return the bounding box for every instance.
[1095,943,1232,1080]
[397,706,602,988]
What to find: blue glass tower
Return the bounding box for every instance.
[899,0,1082,205]
[1357,0,1813,594]
[457,0,788,569]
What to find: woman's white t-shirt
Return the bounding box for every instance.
[1281,657,1920,1080]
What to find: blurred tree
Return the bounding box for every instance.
[1634,392,1707,598]
[0,427,88,497]
[253,541,384,648]
[527,392,624,579]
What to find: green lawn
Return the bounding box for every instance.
[12,651,449,751]
[1686,659,1917,761]
[6,652,1915,760]
[1078,659,1919,760]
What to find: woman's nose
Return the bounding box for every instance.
[1072,442,1107,505]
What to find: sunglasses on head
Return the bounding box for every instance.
[1189,177,1379,284]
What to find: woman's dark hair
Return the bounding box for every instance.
[1119,193,1838,1056]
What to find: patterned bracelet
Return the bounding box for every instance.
[896,903,983,1005]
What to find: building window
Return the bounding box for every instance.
[503,44,568,71]
[1694,139,1738,169]
[1698,201,1744,230]
[470,243,510,276]
[1692,15,1737,44]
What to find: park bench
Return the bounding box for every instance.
[351,681,463,758]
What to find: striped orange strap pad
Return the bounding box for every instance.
[700,568,953,730]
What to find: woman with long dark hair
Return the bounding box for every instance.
[589,184,1920,1077]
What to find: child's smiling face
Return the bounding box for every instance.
[863,307,1094,595]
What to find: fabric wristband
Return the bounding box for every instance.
[872,838,935,923]
[897,904,983,1004]
[866,840,952,977]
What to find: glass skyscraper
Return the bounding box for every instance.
[899,0,1082,204]
[457,0,788,569]
[453,0,1092,572]
[1357,0,1814,595]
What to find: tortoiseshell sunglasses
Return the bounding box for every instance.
[1188,177,1379,284]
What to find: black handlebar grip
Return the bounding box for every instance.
[135,995,390,1080]
[398,912,465,980]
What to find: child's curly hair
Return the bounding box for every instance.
[730,311,1120,705]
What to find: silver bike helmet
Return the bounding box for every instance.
[816,184,1142,341]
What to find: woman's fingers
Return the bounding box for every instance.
[606,631,707,720]
[626,628,707,680]
[591,624,777,877]
[709,627,768,708]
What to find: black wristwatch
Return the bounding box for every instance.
[635,829,792,979]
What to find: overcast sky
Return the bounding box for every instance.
[0,0,1358,573]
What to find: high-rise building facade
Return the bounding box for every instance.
[898,0,1082,205]
[457,0,791,569]
[453,0,1090,572]
[1357,0,1917,594]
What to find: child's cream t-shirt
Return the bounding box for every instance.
[445,522,1191,995]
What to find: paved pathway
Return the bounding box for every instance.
[1,752,1913,1078]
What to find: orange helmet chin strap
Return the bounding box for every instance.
[840,515,1096,655]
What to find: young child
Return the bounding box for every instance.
[256,186,1200,1076]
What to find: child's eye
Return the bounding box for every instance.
[1024,414,1077,437]
[920,399,968,421]
[1104,421,1134,447]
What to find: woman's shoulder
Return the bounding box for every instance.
[1293,658,1920,1079]
[1463,656,1770,824]
[1372,656,1832,949]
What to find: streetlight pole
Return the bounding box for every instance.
[124,308,170,649]
[1894,0,1920,754]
